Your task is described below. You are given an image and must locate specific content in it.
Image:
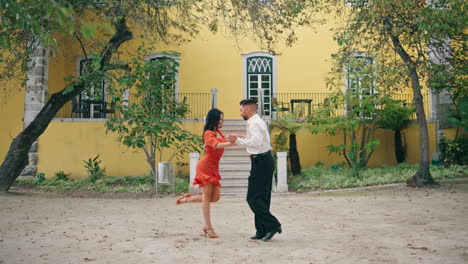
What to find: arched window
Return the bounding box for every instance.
[242,52,277,117]
[147,52,180,95]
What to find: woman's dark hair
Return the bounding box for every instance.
[203,108,224,135]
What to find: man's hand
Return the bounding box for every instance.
[227,134,237,143]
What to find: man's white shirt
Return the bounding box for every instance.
[235,114,272,154]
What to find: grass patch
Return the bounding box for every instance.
[289,163,467,192]
[14,175,190,194]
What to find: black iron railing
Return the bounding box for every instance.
[52,93,119,119]
[272,92,430,119]
[52,92,211,120]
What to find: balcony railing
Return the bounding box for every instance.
[52,92,211,120]
[272,92,430,119]
[50,91,429,120]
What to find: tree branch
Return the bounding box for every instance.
[74,33,88,62]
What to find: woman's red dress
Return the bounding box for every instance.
[193,129,226,187]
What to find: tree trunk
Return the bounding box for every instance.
[0,17,132,191]
[395,130,406,164]
[388,31,435,186]
[0,85,85,191]
[289,133,301,175]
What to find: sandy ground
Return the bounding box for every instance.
[1,179,467,264]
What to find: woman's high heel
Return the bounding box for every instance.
[202,226,219,238]
[176,193,191,205]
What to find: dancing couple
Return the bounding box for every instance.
[176,99,282,241]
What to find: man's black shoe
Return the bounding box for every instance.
[262,226,282,241]
[250,233,265,240]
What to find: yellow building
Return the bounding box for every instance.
[0,7,451,179]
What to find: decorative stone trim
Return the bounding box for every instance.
[20,44,49,177]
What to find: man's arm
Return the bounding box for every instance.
[235,123,263,148]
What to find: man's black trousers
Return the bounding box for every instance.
[247,152,281,235]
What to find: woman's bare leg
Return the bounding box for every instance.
[183,194,202,203]
[201,183,214,229]
[177,185,220,204]
[211,185,221,202]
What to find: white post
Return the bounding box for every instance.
[276,152,288,193]
[189,152,200,194]
[258,88,264,117]
[211,88,218,109]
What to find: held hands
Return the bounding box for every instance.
[226,134,238,144]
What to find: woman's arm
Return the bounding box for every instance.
[215,141,235,149]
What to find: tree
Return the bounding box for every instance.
[105,53,202,194]
[0,0,203,191]
[377,100,415,164]
[0,0,318,191]
[322,0,466,186]
[309,90,385,178]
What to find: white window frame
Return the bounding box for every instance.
[241,51,277,117]
[343,52,377,117]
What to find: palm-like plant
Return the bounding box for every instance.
[377,99,415,164]
[271,104,309,175]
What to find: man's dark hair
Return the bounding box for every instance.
[240,98,257,106]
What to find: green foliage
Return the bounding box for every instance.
[377,100,414,132]
[271,103,309,174]
[271,105,308,153]
[289,163,467,192]
[54,170,71,181]
[272,132,288,153]
[83,155,106,183]
[309,88,397,177]
[105,50,202,193]
[14,175,190,194]
[440,136,468,166]
[0,0,114,82]
[448,97,468,134]
[324,0,466,182]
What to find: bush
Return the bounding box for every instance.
[83,155,106,183]
[54,171,71,181]
[440,136,468,165]
[289,163,467,192]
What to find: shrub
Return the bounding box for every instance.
[54,170,71,181]
[440,136,468,166]
[83,155,106,183]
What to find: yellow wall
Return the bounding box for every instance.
[46,17,339,119]
[37,118,439,178]
[0,81,25,162]
[291,122,437,168]
[443,128,459,140]
[37,121,203,178]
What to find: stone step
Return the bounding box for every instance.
[220,177,248,185]
[218,119,249,195]
[220,130,246,136]
[221,184,248,195]
[219,159,251,165]
[220,155,250,163]
[219,167,250,172]
[223,149,249,155]
[222,119,246,125]
[219,170,250,177]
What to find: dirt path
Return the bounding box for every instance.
[1,179,467,264]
